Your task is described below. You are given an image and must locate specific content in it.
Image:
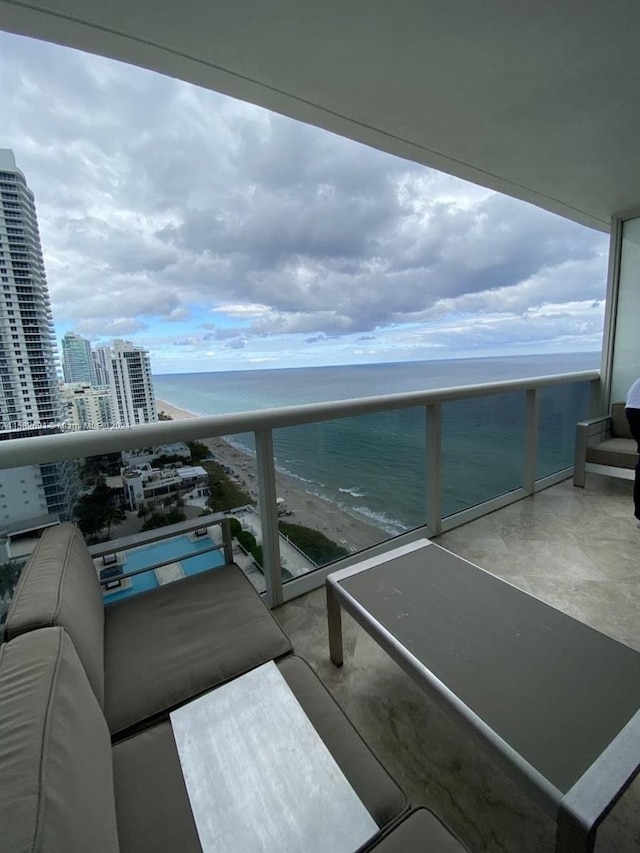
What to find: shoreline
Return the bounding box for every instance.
[156,399,386,553]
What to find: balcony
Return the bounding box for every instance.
[0,369,638,851]
[278,473,639,853]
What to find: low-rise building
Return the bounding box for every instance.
[121,463,209,510]
[121,443,192,467]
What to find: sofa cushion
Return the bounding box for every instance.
[586,437,638,469]
[112,722,202,853]
[4,523,106,707]
[104,563,292,737]
[611,402,633,440]
[0,627,119,853]
[277,656,406,828]
[112,655,405,853]
[363,807,468,852]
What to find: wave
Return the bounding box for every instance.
[352,505,407,535]
[338,487,366,498]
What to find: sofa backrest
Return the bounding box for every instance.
[611,402,633,440]
[0,628,120,853]
[4,523,106,707]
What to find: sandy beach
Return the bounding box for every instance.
[157,399,386,553]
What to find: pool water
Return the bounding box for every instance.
[103,533,225,604]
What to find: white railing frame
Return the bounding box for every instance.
[0,370,600,607]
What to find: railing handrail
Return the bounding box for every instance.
[0,369,599,469]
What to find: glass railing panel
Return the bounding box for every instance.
[197,432,264,594]
[0,442,237,615]
[271,407,426,579]
[537,381,592,479]
[441,391,526,516]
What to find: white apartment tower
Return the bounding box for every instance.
[0,149,78,529]
[98,339,157,426]
[60,383,114,430]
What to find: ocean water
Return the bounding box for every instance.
[154,353,598,533]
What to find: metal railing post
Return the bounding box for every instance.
[255,428,283,607]
[221,516,234,565]
[425,403,442,535]
[523,389,539,494]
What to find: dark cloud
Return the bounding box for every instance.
[0,31,608,354]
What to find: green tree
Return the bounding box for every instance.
[0,558,23,598]
[103,503,126,538]
[237,529,257,552]
[141,509,186,531]
[187,441,209,462]
[278,522,348,565]
[74,480,126,542]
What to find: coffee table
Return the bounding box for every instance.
[170,661,378,853]
[326,539,640,853]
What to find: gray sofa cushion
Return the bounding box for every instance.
[611,402,633,440]
[278,656,407,828]
[586,437,638,469]
[0,627,119,853]
[104,563,292,737]
[363,807,469,852]
[112,655,405,853]
[112,722,202,853]
[4,523,105,706]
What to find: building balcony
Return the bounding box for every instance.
[0,369,638,851]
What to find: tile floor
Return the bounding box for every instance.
[276,474,640,853]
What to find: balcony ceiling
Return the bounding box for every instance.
[2,0,639,231]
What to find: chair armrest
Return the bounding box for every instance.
[574,416,612,487]
[576,415,612,429]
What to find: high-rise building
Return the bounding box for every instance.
[0,149,78,529]
[60,382,114,430]
[92,345,110,386]
[97,339,157,426]
[61,331,98,385]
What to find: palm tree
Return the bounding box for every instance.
[104,503,126,539]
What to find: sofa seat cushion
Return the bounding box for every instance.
[113,721,202,853]
[104,563,292,737]
[4,523,105,706]
[363,807,468,852]
[112,655,405,853]
[0,628,119,853]
[586,437,638,469]
[278,656,406,828]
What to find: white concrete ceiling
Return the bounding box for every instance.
[2,0,639,231]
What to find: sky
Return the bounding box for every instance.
[0,32,610,374]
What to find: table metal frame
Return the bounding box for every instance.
[326,539,640,853]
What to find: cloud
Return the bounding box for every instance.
[0,31,609,367]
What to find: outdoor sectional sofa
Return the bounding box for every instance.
[0,522,468,852]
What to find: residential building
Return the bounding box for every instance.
[98,339,157,427]
[121,443,192,467]
[61,331,98,385]
[60,382,114,430]
[0,149,59,433]
[92,345,110,386]
[0,149,78,528]
[121,462,208,510]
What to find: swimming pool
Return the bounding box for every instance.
[103,533,225,604]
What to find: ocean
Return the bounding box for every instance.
[153,353,598,533]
